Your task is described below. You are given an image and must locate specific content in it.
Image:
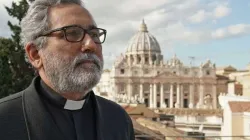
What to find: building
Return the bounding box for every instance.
[221,101,250,140]
[228,81,243,96]
[122,104,159,120]
[216,64,250,97]
[231,73,250,97]
[136,118,196,140]
[157,108,223,137]
[132,118,166,140]
[95,20,218,109]
[216,65,238,76]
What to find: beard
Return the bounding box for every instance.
[42,51,103,96]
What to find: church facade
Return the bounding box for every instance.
[94,20,217,109]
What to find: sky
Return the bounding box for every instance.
[0,0,250,70]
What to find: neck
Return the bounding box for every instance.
[61,93,86,101]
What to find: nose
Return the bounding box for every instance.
[81,34,97,53]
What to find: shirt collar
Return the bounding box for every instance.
[39,80,90,110]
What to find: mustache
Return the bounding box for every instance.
[73,53,103,70]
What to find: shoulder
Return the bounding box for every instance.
[95,95,131,120]
[0,91,24,120]
[0,91,23,117]
[0,91,23,109]
[95,95,125,112]
[95,95,135,138]
[0,91,29,139]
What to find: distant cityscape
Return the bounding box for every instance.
[93,21,250,140]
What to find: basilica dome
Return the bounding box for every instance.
[125,20,161,55]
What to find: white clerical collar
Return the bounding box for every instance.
[64,99,86,110]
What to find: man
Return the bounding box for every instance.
[0,0,135,140]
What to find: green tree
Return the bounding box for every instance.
[0,0,34,97]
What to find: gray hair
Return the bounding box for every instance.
[20,0,84,50]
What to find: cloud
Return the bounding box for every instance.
[188,10,209,23]
[211,24,250,39]
[213,4,231,18]
[153,22,211,44]
[0,0,247,69]
[152,22,250,45]
[188,3,231,23]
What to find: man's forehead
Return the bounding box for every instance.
[49,3,96,29]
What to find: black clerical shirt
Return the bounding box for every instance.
[38,80,96,140]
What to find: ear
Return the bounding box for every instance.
[25,42,43,69]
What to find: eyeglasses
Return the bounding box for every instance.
[38,25,107,44]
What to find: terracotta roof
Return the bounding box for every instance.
[216,65,237,71]
[136,118,196,140]
[216,74,229,80]
[228,101,250,113]
[122,104,159,118]
[158,108,223,117]
[132,118,165,140]
[123,105,136,112]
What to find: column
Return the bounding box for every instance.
[139,83,144,99]
[170,84,174,108]
[141,54,145,64]
[134,55,137,65]
[114,83,119,95]
[212,84,217,109]
[175,84,180,108]
[180,84,184,108]
[156,55,159,65]
[189,84,194,108]
[149,84,153,108]
[127,83,133,100]
[197,83,204,109]
[153,83,157,108]
[160,83,164,108]
[149,53,152,65]
[128,55,131,65]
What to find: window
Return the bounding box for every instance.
[134,70,138,74]
[184,69,189,74]
[206,70,210,75]
[137,56,141,63]
[145,57,148,64]
[194,71,198,76]
[184,99,188,108]
[120,69,125,74]
[157,102,160,108]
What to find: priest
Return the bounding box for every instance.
[0,0,135,140]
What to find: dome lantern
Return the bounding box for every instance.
[139,19,148,32]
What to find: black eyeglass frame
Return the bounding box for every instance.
[38,24,107,44]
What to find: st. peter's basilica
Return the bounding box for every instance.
[94,20,217,109]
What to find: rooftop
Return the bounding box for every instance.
[122,104,159,118]
[136,118,196,140]
[132,118,165,140]
[228,101,250,113]
[158,108,223,117]
[216,74,229,80]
